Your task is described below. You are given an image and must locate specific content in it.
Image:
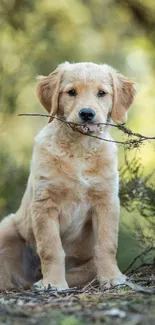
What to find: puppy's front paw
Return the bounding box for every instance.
[100,274,127,290]
[34,279,69,291]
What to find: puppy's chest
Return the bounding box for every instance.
[48,149,115,213]
[55,152,107,192]
[58,154,111,240]
[49,150,115,240]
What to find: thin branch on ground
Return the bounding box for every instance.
[125,280,155,294]
[131,277,155,283]
[82,276,98,291]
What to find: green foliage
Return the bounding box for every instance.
[0,147,28,217]
[120,155,155,220]
[61,316,82,325]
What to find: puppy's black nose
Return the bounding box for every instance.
[79,108,96,122]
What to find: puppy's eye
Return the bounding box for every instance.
[67,89,77,96]
[97,90,106,97]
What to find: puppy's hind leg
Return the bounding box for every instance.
[0,214,40,291]
[66,258,96,288]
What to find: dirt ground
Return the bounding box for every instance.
[0,270,155,325]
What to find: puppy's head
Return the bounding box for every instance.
[36,62,136,132]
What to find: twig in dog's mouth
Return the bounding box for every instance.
[17,113,155,148]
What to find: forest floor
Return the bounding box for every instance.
[0,266,155,325]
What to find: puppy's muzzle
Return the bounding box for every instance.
[79,108,96,123]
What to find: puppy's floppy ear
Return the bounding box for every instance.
[36,69,62,115]
[111,73,136,123]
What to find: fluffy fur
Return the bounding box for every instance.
[0,62,136,291]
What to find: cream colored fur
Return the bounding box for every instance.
[0,62,136,291]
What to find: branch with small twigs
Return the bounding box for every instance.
[123,247,155,274]
[18,113,155,148]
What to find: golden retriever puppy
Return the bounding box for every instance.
[0,62,136,291]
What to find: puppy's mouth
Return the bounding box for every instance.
[74,122,102,134]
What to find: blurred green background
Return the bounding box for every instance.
[0,0,155,270]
